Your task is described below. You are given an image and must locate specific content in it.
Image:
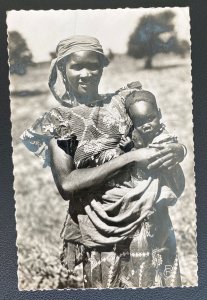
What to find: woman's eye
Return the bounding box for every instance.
[71,64,82,71]
[69,63,99,71]
[88,64,99,71]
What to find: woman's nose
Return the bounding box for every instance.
[80,68,91,78]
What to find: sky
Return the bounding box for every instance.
[7,7,190,62]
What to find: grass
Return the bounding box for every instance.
[10,53,197,290]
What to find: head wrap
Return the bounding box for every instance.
[48,35,109,107]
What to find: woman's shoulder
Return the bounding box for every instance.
[99,93,115,105]
[115,81,142,94]
[47,105,72,118]
[104,81,143,107]
[20,105,75,167]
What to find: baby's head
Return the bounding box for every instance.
[125,90,162,143]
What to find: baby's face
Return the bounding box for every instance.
[128,100,161,141]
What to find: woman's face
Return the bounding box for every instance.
[65,51,103,100]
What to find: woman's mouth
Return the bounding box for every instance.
[79,82,93,88]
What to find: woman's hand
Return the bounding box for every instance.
[132,147,159,168]
[147,143,185,170]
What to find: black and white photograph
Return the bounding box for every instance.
[7,7,197,290]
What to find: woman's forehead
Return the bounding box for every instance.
[67,50,100,64]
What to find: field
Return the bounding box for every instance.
[10,53,197,290]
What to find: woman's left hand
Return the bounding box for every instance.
[147,143,185,170]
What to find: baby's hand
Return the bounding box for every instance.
[119,136,134,152]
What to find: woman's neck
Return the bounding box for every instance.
[75,92,101,106]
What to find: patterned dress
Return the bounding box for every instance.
[21,88,184,288]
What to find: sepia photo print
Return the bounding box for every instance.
[7,7,197,290]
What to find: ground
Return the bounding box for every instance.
[10,53,197,290]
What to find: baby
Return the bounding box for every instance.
[120,89,177,159]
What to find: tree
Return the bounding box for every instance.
[127,11,190,69]
[8,31,33,75]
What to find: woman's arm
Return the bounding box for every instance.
[49,138,157,200]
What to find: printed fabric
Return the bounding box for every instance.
[20,92,132,168]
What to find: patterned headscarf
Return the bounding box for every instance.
[48,35,109,107]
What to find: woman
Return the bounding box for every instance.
[21,35,185,288]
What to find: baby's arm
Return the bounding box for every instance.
[93,137,134,166]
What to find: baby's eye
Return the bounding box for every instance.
[133,120,143,127]
[147,115,156,122]
[147,117,153,122]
